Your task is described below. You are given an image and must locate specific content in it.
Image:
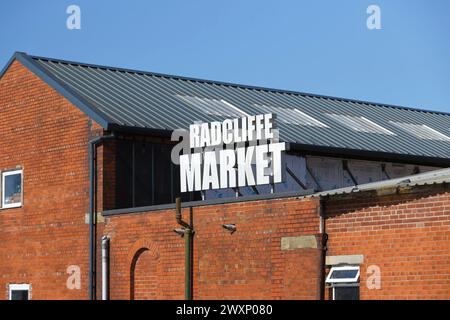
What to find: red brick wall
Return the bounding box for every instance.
[4,59,449,301]
[131,248,159,299]
[0,61,323,300]
[324,185,450,300]
[103,197,322,300]
[0,60,100,299]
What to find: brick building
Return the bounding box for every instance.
[0,52,449,300]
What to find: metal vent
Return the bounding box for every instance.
[255,104,328,127]
[326,114,394,135]
[389,122,450,141]
[176,95,248,118]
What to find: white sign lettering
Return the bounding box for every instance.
[180,114,286,192]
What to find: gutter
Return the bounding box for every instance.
[89,133,115,300]
[289,142,450,167]
[107,124,172,138]
[104,128,450,167]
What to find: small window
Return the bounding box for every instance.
[326,265,360,300]
[326,265,360,283]
[9,284,30,300]
[2,170,23,209]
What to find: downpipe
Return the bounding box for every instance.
[101,236,110,300]
[318,198,328,300]
[175,197,194,300]
[89,133,115,300]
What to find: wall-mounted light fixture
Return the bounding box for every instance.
[222,224,236,234]
[173,228,186,237]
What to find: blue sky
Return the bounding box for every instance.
[1,0,449,113]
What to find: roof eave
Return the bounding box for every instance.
[107,124,173,137]
[94,124,450,166]
[290,142,450,167]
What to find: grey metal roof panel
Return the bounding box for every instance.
[7,52,450,162]
[313,167,450,197]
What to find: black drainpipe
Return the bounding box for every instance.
[318,197,328,300]
[175,197,194,300]
[89,133,115,300]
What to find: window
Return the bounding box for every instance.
[9,284,30,300]
[255,104,328,127]
[2,169,23,209]
[389,122,450,141]
[111,140,200,210]
[326,114,394,135]
[333,285,359,300]
[326,265,360,300]
[326,265,360,283]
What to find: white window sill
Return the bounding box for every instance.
[0,204,23,210]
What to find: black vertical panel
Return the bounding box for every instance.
[114,141,201,208]
[115,140,133,209]
[170,161,174,202]
[134,142,153,207]
[172,162,188,202]
[191,191,202,201]
[153,144,173,205]
[172,161,202,203]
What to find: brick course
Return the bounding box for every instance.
[324,185,450,300]
[103,197,323,300]
[0,61,97,299]
[2,59,450,300]
[4,59,322,300]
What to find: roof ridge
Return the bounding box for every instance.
[27,53,450,117]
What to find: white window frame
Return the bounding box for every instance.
[8,283,31,300]
[326,265,360,284]
[1,169,23,209]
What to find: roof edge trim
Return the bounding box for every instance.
[313,167,450,198]
[10,52,113,129]
[0,51,24,79]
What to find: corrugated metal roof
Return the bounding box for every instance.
[313,167,450,197]
[4,52,450,162]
